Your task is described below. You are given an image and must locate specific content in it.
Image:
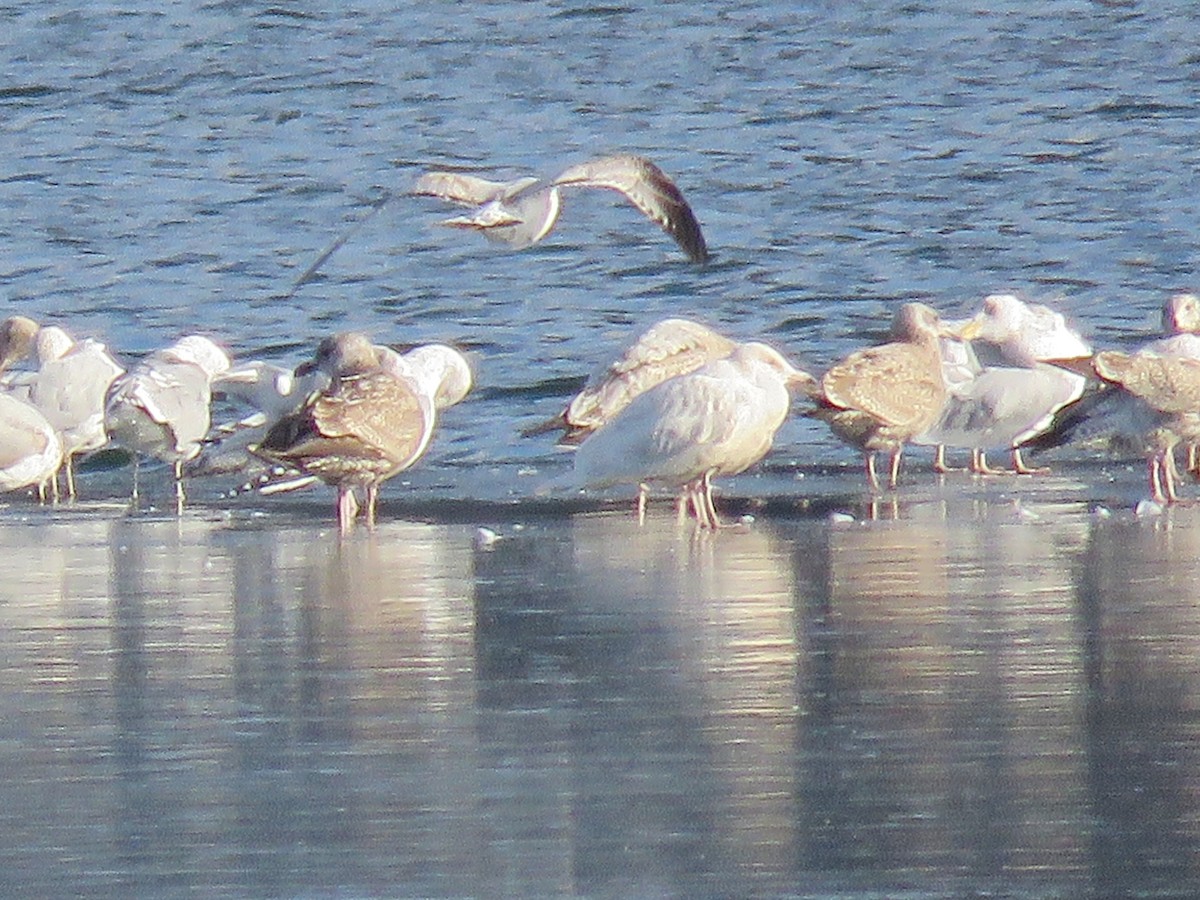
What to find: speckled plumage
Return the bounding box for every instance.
[1093,350,1200,503]
[810,303,949,490]
[254,333,435,533]
[525,317,737,444]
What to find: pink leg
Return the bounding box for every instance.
[1163,448,1182,504]
[1150,455,1167,505]
[336,486,359,535]
[887,447,903,489]
[933,445,962,473]
[864,452,881,492]
[365,484,379,528]
[1011,448,1049,475]
[970,448,1009,476]
[699,470,721,529]
[688,482,706,525]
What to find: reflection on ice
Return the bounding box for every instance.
[806,500,1092,883]
[1,502,1200,894]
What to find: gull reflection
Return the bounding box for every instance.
[569,512,800,889]
[99,515,481,895]
[803,499,1091,884]
[1077,510,1200,892]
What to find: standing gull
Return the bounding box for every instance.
[1029,292,1200,465]
[0,393,62,502]
[917,293,1091,475]
[1090,350,1200,505]
[104,335,231,510]
[525,317,738,518]
[221,342,472,491]
[413,154,709,263]
[571,343,812,529]
[252,333,449,534]
[1137,292,1200,474]
[0,318,125,498]
[809,303,955,491]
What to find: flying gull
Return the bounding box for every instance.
[413,154,709,263]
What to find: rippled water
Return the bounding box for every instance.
[4,1,1200,896]
[4,1,1200,490]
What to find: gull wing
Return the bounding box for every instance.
[551,155,709,263]
[1094,352,1200,415]
[411,171,530,206]
[523,318,736,441]
[821,343,944,430]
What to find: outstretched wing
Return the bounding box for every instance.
[552,155,709,263]
[412,171,523,206]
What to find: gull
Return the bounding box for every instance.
[917,293,1091,475]
[0,393,62,502]
[218,343,472,492]
[525,317,738,519]
[961,293,1092,367]
[189,360,327,478]
[104,335,232,511]
[0,316,125,498]
[375,342,474,412]
[1030,292,1200,464]
[0,315,39,381]
[252,333,465,534]
[213,360,321,429]
[412,154,709,263]
[1143,292,1200,359]
[808,303,955,491]
[571,342,812,529]
[1091,350,1200,504]
[1151,293,1200,472]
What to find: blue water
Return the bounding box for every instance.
[4,1,1200,494]
[3,2,1200,896]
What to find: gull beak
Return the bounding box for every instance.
[941,314,983,341]
[1044,355,1098,377]
[785,367,820,399]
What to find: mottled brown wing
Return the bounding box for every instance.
[566,319,736,430]
[552,155,709,263]
[312,372,430,469]
[821,342,944,428]
[1094,351,1200,415]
